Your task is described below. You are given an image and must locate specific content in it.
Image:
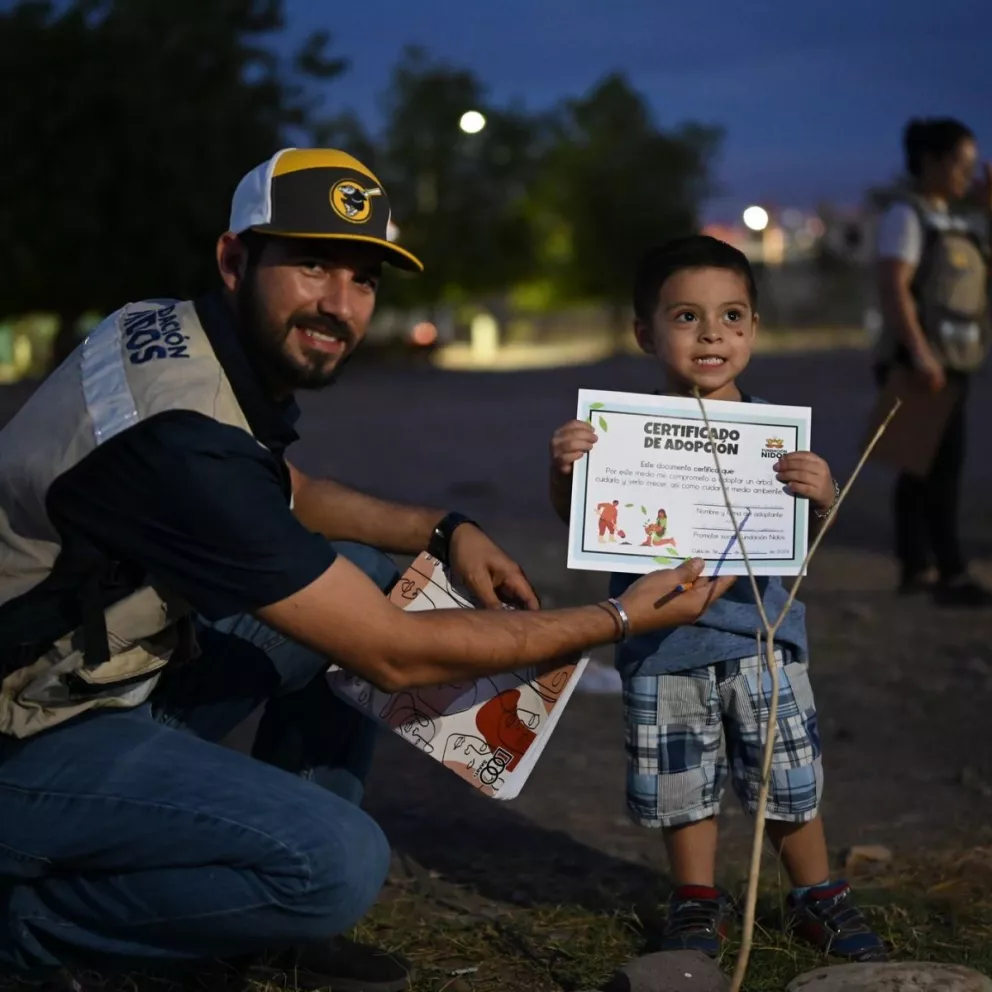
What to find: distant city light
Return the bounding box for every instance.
[459,110,487,134]
[781,208,804,229]
[742,206,770,232]
[410,322,438,347]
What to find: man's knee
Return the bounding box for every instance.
[330,542,400,594]
[284,801,391,937]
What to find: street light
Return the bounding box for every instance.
[742,205,769,232]
[459,110,487,134]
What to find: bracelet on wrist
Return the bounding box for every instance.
[813,478,840,519]
[605,597,631,643]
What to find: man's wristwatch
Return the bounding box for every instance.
[427,511,480,565]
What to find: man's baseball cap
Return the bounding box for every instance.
[229,148,423,272]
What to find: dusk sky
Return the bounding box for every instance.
[282,0,990,223]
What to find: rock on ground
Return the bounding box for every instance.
[788,961,992,992]
[602,950,729,992]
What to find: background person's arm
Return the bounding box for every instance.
[877,259,936,367]
[257,555,730,692]
[875,203,945,390]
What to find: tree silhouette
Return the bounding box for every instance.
[1,11,722,357]
[369,46,552,308]
[535,74,721,332]
[0,0,347,365]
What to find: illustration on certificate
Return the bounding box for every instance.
[568,389,812,577]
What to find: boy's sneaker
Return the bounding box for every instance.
[658,885,732,957]
[787,881,887,961]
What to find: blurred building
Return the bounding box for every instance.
[701,207,849,265]
[0,204,888,382]
[701,202,879,332]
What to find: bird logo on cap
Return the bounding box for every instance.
[330,179,382,224]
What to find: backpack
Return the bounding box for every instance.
[903,194,991,372]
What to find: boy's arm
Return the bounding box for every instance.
[809,510,830,541]
[808,473,840,541]
[550,470,573,525]
[774,451,837,547]
[549,420,598,524]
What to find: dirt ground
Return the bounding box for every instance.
[3,347,992,989]
[323,349,992,987]
[278,348,992,869]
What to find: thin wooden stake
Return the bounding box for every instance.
[690,389,901,992]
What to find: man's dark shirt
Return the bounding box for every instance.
[45,293,336,621]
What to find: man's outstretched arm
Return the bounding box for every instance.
[258,554,733,693]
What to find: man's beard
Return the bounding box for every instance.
[234,271,356,393]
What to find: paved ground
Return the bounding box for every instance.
[3,347,992,953]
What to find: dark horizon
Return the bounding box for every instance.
[282,0,991,224]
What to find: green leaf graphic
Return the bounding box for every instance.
[653,556,672,565]
[588,401,605,410]
[625,503,634,508]
[597,415,608,432]
[640,505,647,516]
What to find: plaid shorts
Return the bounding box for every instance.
[623,650,822,828]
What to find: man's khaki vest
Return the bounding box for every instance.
[877,194,991,372]
[0,299,253,738]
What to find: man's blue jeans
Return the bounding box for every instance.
[0,543,399,976]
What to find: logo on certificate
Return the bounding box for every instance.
[762,437,786,459]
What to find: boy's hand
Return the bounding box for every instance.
[774,451,836,513]
[550,420,598,479]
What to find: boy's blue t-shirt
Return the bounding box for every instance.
[608,392,809,679]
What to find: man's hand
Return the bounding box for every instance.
[774,451,836,514]
[449,524,540,611]
[551,419,598,481]
[618,558,735,636]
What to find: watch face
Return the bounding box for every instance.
[427,523,449,563]
[428,513,477,564]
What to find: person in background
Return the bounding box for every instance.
[874,118,992,606]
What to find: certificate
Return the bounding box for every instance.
[567,389,812,577]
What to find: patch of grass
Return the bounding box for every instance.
[350,848,992,991]
[6,850,992,992]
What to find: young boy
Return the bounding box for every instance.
[548,235,885,962]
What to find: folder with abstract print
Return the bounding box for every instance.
[325,552,589,800]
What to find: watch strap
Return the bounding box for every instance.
[427,511,479,564]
